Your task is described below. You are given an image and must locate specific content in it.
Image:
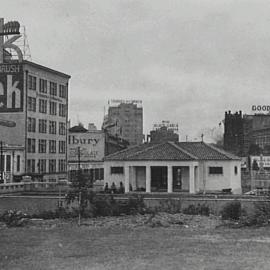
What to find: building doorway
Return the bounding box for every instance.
[151,166,167,192]
[173,167,182,191]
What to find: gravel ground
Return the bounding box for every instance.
[0,212,223,230]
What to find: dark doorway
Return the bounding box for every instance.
[173,167,182,191]
[151,166,167,192]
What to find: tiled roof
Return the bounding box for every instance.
[105,141,240,161]
[176,142,240,160]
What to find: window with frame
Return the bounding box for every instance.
[49,140,56,153]
[49,101,57,115]
[110,167,124,174]
[39,99,47,113]
[59,103,66,117]
[38,159,46,173]
[16,155,20,172]
[27,159,35,173]
[6,155,11,172]
[234,166,238,175]
[27,138,36,153]
[28,75,37,90]
[39,119,47,133]
[50,82,57,96]
[38,139,47,153]
[39,79,47,93]
[59,84,67,98]
[27,97,36,112]
[59,141,66,153]
[209,166,223,175]
[27,117,36,132]
[49,121,57,134]
[58,159,66,172]
[49,159,56,173]
[59,122,66,135]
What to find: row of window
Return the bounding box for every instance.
[27,139,66,154]
[28,75,67,98]
[109,166,238,176]
[27,159,66,173]
[27,97,67,117]
[0,155,21,172]
[27,118,66,135]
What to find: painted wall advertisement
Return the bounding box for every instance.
[0,64,25,145]
[68,132,105,162]
[0,64,24,113]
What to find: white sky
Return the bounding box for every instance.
[2,0,270,141]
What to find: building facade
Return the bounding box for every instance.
[224,111,270,156]
[68,125,128,183]
[0,61,70,182]
[0,143,24,184]
[103,102,143,146]
[147,126,179,143]
[104,141,242,194]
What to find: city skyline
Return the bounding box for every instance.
[2,0,270,141]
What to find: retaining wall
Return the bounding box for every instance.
[0,194,268,215]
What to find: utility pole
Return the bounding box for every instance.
[0,141,3,183]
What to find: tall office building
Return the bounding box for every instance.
[103,101,143,146]
[0,18,70,182]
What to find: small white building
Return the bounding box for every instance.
[104,141,242,194]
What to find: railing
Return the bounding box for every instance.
[0,183,25,193]
[0,181,71,194]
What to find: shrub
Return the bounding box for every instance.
[157,199,182,214]
[0,210,28,227]
[182,204,210,216]
[220,201,242,220]
[239,201,270,226]
[121,194,146,215]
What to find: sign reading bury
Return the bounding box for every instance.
[68,132,105,162]
[0,64,23,112]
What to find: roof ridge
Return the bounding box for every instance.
[105,143,143,159]
[169,141,198,159]
[206,143,240,160]
[126,142,165,159]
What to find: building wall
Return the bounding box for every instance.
[0,62,70,182]
[105,103,143,145]
[198,160,241,194]
[104,160,241,194]
[24,63,69,182]
[1,146,24,183]
[0,63,26,145]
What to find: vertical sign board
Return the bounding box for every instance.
[0,64,25,145]
[68,132,105,162]
[0,64,23,112]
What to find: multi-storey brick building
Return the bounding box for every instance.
[224,111,270,156]
[0,18,71,183]
[0,61,70,182]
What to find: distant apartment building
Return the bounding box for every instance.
[224,111,270,156]
[102,101,143,146]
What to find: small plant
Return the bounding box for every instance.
[122,194,146,215]
[182,204,210,216]
[0,210,28,227]
[220,201,242,220]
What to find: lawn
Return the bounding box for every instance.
[1,217,270,270]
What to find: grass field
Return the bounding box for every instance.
[1,219,270,270]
